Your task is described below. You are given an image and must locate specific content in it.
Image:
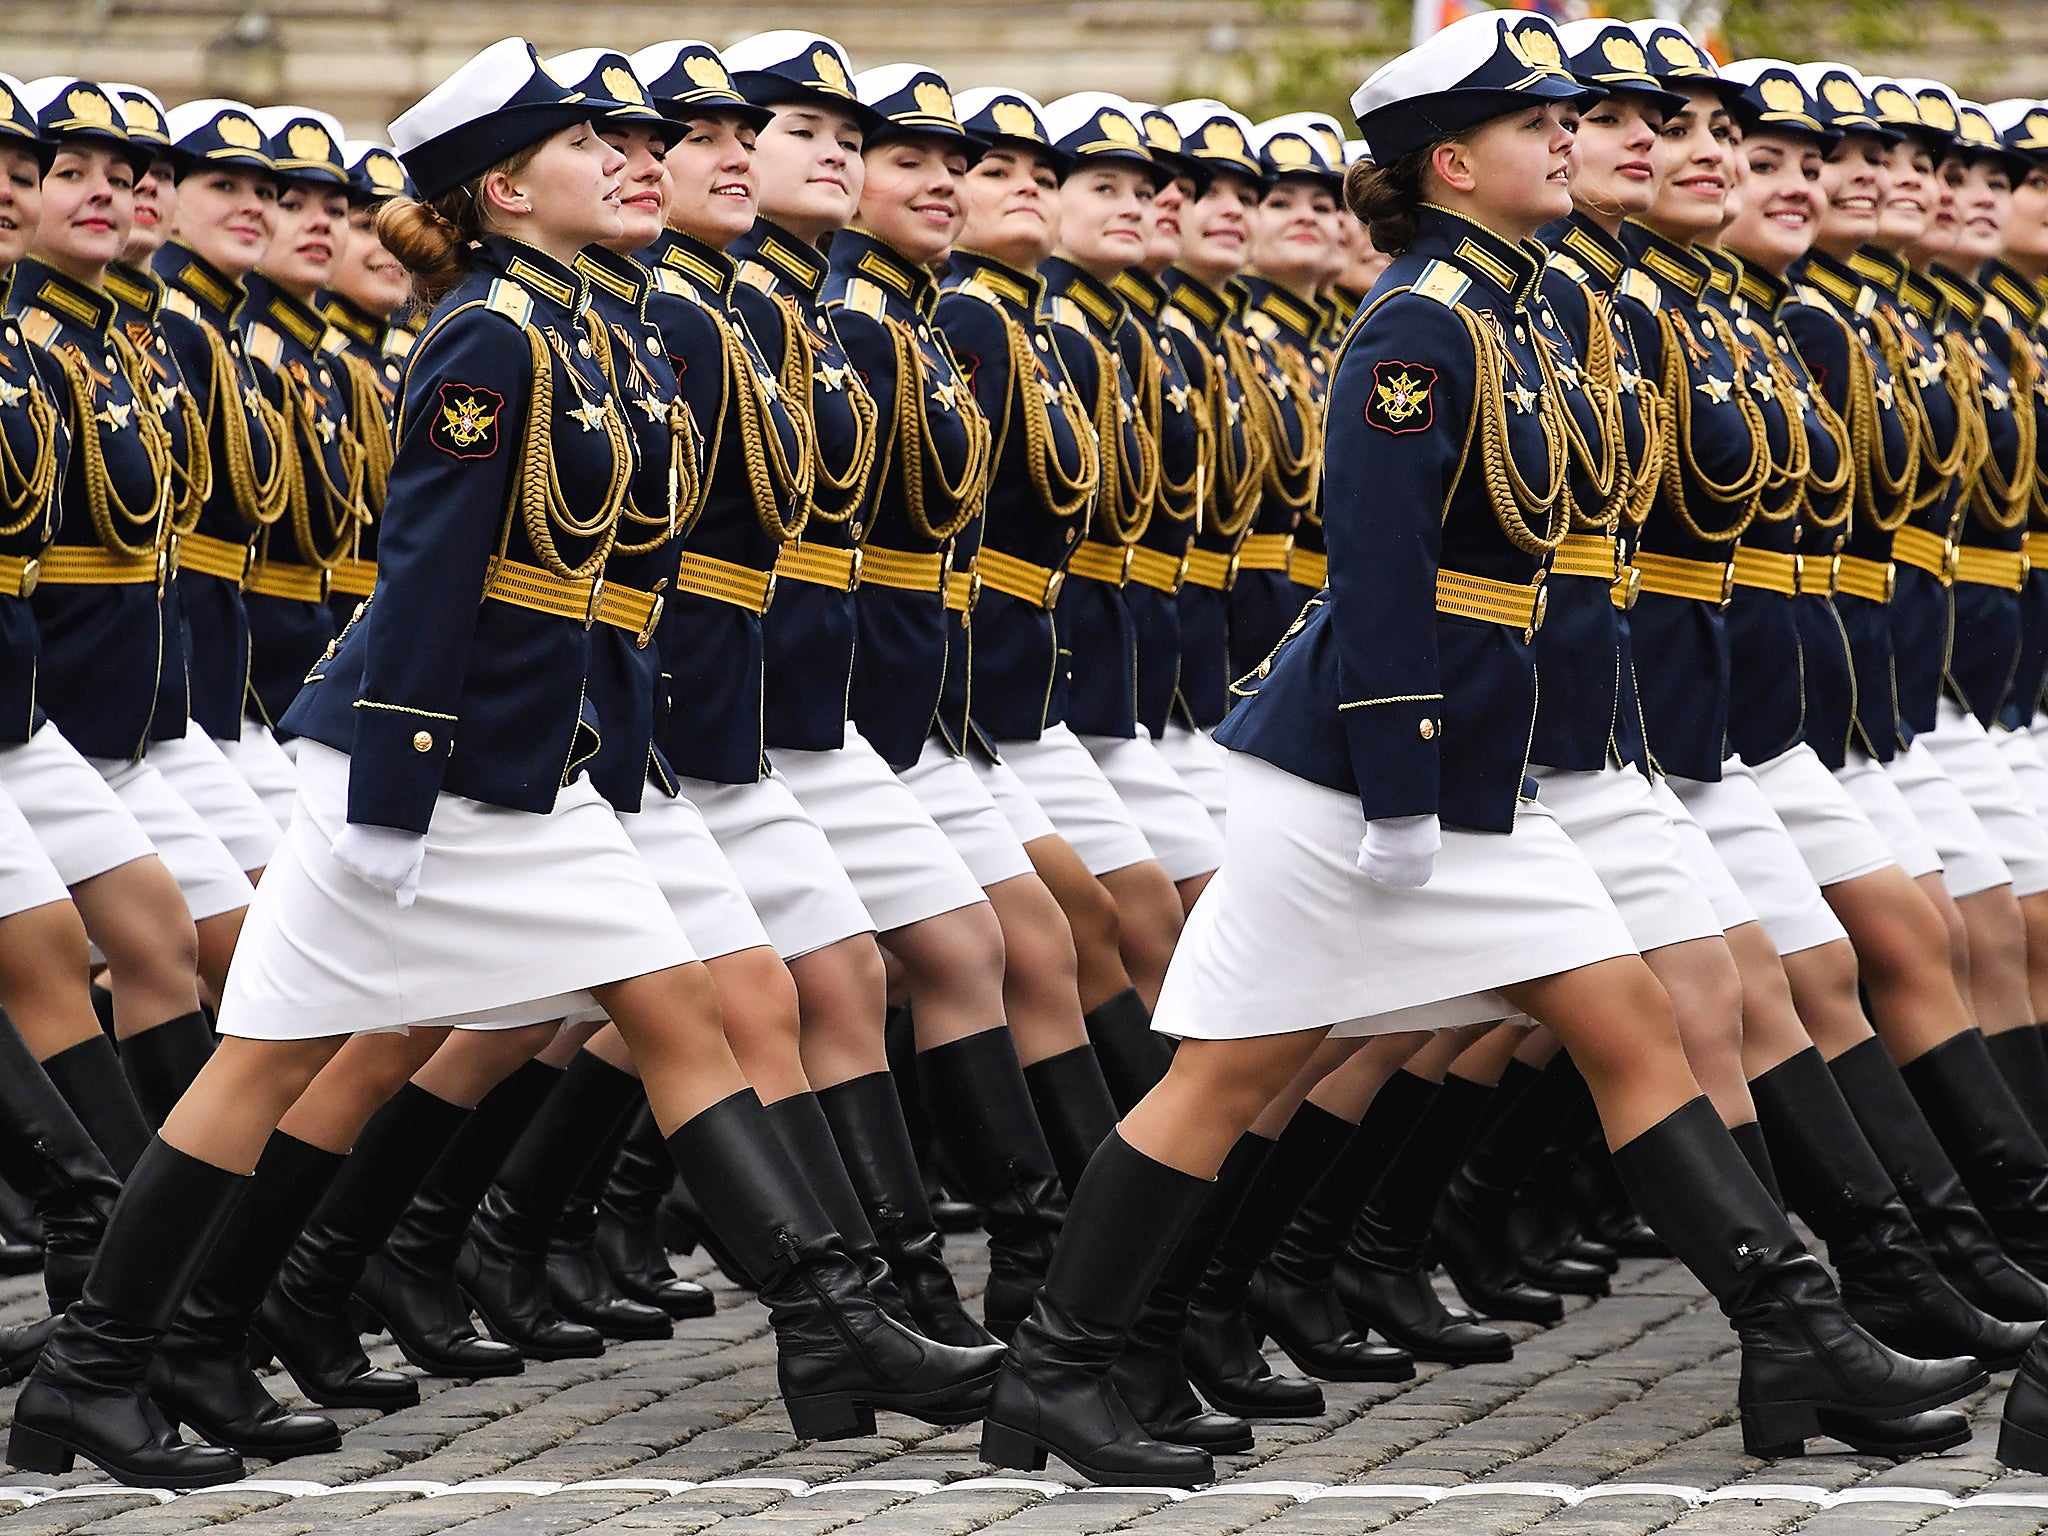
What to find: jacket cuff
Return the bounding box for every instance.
[345,701,456,834]
[1342,694,1442,822]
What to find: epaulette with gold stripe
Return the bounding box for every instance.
[1162,307,1201,342]
[836,276,891,321]
[1243,309,1280,341]
[1411,260,1469,308]
[16,308,58,348]
[1618,269,1662,309]
[1793,283,1830,309]
[483,278,534,329]
[1046,294,1089,332]
[736,259,778,294]
[319,326,352,358]
[161,289,201,323]
[243,322,285,369]
[650,267,699,302]
[1547,252,1590,286]
[386,328,415,362]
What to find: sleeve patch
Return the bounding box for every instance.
[429,382,505,459]
[1365,360,1437,435]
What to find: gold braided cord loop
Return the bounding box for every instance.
[337,349,395,521]
[164,360,211,534]
[774,293,876,524]
[1846,328,1919,533]
[704,307,813,545]
[202,323,289,530]
[886,317,990,544]
[58,339,173,559]
[1652,309,1769,544]
[584,314,703,558]
[0,360,60,538]
[1211,337,1271,539]
[1457,306,1568,556]
[1970,326,2037,532]
[1140,332,1204,523]
[1875,307,1971,512]
[1224,328,1318,513]
[999,306,1098,521]
[1553,289,1625,532]
[515,325,628,582]
[1081,328,1156,547]
[1940,330,1994,522]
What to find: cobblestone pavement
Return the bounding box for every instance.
[5,1241,2048,1535]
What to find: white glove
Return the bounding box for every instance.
[332,823,427,909]
[1356,814,1441,890]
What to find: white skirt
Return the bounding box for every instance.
[965,750,1058,847]
[1747,742,1897,888]
[998,722,1157,877]
[1668,762,1850,956]
[1152,753,1636,1040]
[0,723,155,887]
[620,791,773,962]
[0,782,69,919]
[1530,763,1723,953]
[1156,721,1229,832]
[1080,731,1225,883]
[217,723,300,831]
[1996,725,2048,828]
[1834,755,1943,880]
[1884,737,2009,897]
[1651,776,1757,930]
[217,743,694,1040]
[898,736,1037,888]
[772,725,990,930]
[91,756,253,921]
[1921,698,2048,898]
[151,721,282,872]
[678,771,876,962]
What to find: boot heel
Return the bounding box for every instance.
[979,1421,1049,1471]
[1741,1402,1816,1459]
[2000,1415,2048,1473]
[785,1393,877,1442]
[8,1424,76,1474]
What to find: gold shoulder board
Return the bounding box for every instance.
[1984,294,2013,328]
[1048,294,1087,331]
[1619,269,1662,309]
[161,289,201,322]
[243,322,285,369]
[16,309,59,348]
[958,277,1007,310]
[1162,307,1200,341]
[736,259,777,293]
[839,277,889,321]
[1243,309,1280,340]
[319,326,351,357]
[483,278,534,328]
[1548,253,1588,285]
[1794,283,1829,308]
[1412,260,1470,308]
[651,267,698,301]
[386,328,415,361]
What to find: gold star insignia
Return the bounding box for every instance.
[1509,383,1538,414]
[1225,391,1242,421]
[757,372,780,402]
[932,377,961,413]
[1876,377,1897,409]
[0,380,25,409]
[1911,355,1946,388]
[154,383,180,416]
[1695,377,1734,405]
[635,393,667,421]
[814,363,849,393]
[243,385,267,415]
[1616,367,1642,396]
[95,400,133,432]
[1554,362,1580,391]
[1115,392,1132,424]
[1987,382,2011,411]
[1749,373,1774,402]
[568,401,612,432]
[314,414,338,444]
[1792,388,1810,414]
[1165,383,1191,413]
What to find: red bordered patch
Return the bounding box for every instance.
[1364,360,1436,435]
[429,383,504,460]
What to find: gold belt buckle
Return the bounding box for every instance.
[637,592,664,649]
[585,575,606,629]
[847,547,863,591]
[965,568,983,611]
[1119,545,1134,582]
[1612,541,1626,580]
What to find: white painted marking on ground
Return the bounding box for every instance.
[2,1473,2044,1510]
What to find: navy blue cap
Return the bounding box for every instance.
[389,36,604,201]
[954,87,1071,176]
[1554,20,1687,116]
[721,32,884,134]
[1350,12,1602,164]
[630,41,774,130]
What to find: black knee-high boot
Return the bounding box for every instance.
[670,1089,1004,1440]
[1022,1044,1120,1198]
[594,1107,714,1318]
[1335,1071,1512,1364]
[1999,1328,2048,1469]
[981,1132,1215,1487]
[7,1139,245,1488]
[0,1019,120,1313]
[1901,1032,2048,1280]
[916,1030,1066,1339]
[1615,1097,1984,1459]
[1750,1050,2034,1368]
[817,1071,992,1348]
[1084,988,1169,1113]
[1986,1025,2048,1143]
[117,1011,213,1128]
[257,1083,470,1406]
[354,1062,559,1379]
[1831,1036,2048,1320]
[1111,1133,1266,1450]
[39,1034,150,1178]
[763,1090,913,1328]
[546,1101,671,1342]
[1729,1120,1784,1206]
[462,1054,645,1360]
[1246,1093,1431,1383]
[1507,1069,1618,1279]
[147,1133,342,1458]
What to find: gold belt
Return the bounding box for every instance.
[1286,546,1327,590]
[40,545,170,588]
[245,559,329,601]
[1954,545,2028,591]
[1552,533,1622,581]
[674,550,776,614]
[976,547,1065,608]
[1633,550,1735,606]
[1130,545,1190,593]
[2026,531,2048,569]
[774,541,861,592]
[1436,567,1546,637]
[1893,525,1956,585]
[0,553,41,598]
[327,558,378,598]
[173,532,254,585]
[945,567,979,613]
[1835,554,1896,604]
[1067,539,1134,586]
[1182,548,1236,590]
[1732,546,1798,597]
[1797,554,1840,596]
[859,544,947,594]
[482,557,665,645]
[1236,533,1293,572]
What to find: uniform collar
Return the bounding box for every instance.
[241,272,330,350]
[1926,262,1983,326]
[573,244,652,318]
[1548,212,1628,291]
[1702,247,1740,297]
[647,231,736,303]
[11,259,118,338]
[730,217,828,300]
[153,242,246,326]
[1041,256,1130,334]
[1619,221,1712,304]
[946,249,1045,315]
[830,228,938,318]
[1238,273,1322,342]
[1982,259,2048,328]
[1415,205,1544,304]
[316,289,393,352]
[1112,266,1169,326]
[103,261,163,320]
[473,237,591,316]
[1899,265,1947,324]
[1846,245,1910,298]
[1730,254,1788,318]
[1162,267,1233,336]
[1794,249,1879,317]
[1326,287,1359,330]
